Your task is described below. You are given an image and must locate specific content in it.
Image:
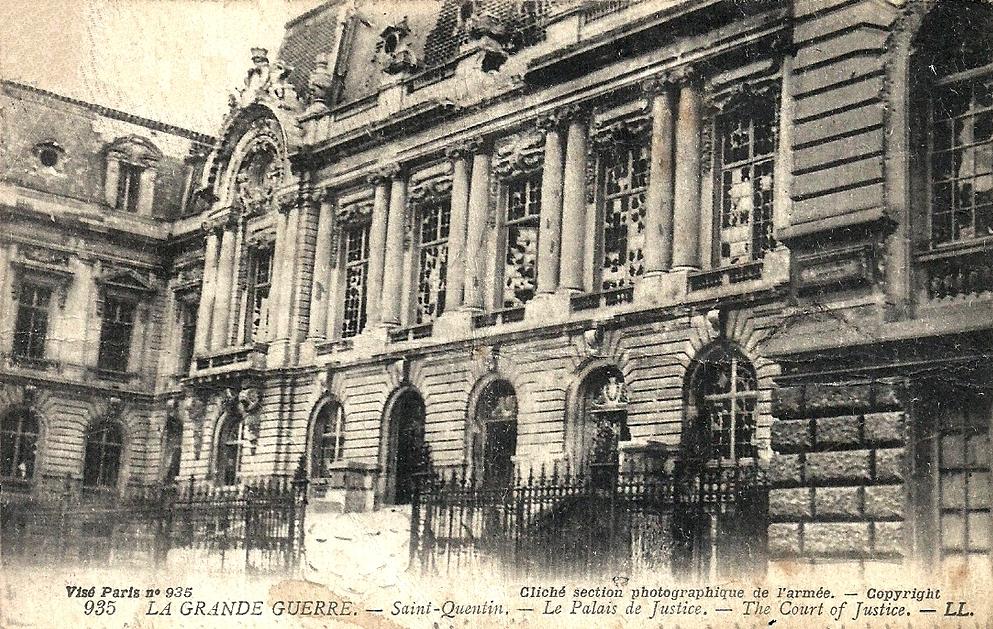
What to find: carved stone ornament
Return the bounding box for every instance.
[229,48,301,112]
[591,376,629,412]
[184,392,208,460]
[493,131,545,180]
[229,387,263,454]
[235,147,281,215]
[307,52,334,111]
[21,246,70,266]
[408,177,453,205]
[336,199,374,226]
[591,118,650,151]
[379,19,419,75]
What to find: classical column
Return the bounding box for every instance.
[462,139,491,311]
[365,172,391,326]
[210,216,237,350]
[559,106,590,292]
[444,145,472,313]
[268,205,290,342]
[380,167,407,326]
[275,197,301,340]
[194,224,220,353]
[309,192,335,340]
[642,74,677,274]
[537,113,565,294]
[226,215,245,345]
[671,71,703,270]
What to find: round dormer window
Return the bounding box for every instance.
[39,147,59,167]
[384,31,399,54]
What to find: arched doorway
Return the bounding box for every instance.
[468,380,518,488]
[572,366,630,471]
[385,389,427,505]
[674,343,766,580]
[215,411,244,486]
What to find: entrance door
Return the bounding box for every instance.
[391,391,426,505]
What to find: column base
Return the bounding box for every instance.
[299,338,322,364]
[266,338,291,367]
[633,269,690,307]
[763,246,791,285]
[525,291,574,322]
[352,325,390,355]
[435,310,474,341]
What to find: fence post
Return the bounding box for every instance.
[291,457,309,573]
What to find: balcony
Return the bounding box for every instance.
[473,306,526,329]
[918,242,993,302]
[387,323,434,344]
[570,286,635,312]
[688,261,764,292]
[192,342,268,376]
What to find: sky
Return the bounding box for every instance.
[0,0,322,135]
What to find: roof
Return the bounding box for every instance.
[1,80,215,146]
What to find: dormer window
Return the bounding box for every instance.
[116,162,144,213]
[383,31,400,55]
[459,0,474,23]
[104,136,161,215]
[33,141,64,168]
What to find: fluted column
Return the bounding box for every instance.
[225,215,245,345]
[309,192,335,340]
[365,173,392,326]
[380,167,407,326]
[537,113,565,294]
[642,74,678,274]
[444,145,472,313]
[210,218,236,350]
[672,71,703,270]
[559,106,590,292]
[194,225,220,354]
[463,139,491,311]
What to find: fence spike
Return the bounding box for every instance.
[551,460,559,483]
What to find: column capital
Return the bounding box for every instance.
[365,169,392,187]
[534,110,562,132]
[376,163,405,182]
[670,65,700,86]
[640,71,677,96]
[464,136,493,155]
[556,102,592,125]
[444,142,473,162]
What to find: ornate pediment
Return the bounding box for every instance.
[97,267,156,294]
[228,48,301,113]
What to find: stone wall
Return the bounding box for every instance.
[768,379,908,575]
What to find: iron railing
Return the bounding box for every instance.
[410,459,768,579]
[0,475,307,574]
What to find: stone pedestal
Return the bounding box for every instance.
[308,460,380,514]
[633,269,689,307]
[433,310,473,341]
[524,291,574,322]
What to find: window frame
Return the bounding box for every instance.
[498,174,542,309]
[686,345,759,464]
[413,195,452,325]
[244,244,274,344]
[97,295,137,373]
[116,162,144,213]
[12,281,53,361]
[926,62,993,249]
[82,420,125,490]
[340,222,371,339]
[1,407,41,483]
[712,92,779,268]
[215,412,245,487]
[310,401,346,478]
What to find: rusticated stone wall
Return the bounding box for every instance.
[768,379,908,574]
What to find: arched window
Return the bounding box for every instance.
[83,421,124,488]
[573,366,629,467]
[1,407,39,481]
[469,380,518,487]
[311,400,345,478]
[386,389,427,505]
[685,344,758,462]
[216,413,245,486]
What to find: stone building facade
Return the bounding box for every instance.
[3,0,993,581]
[0,80,212,501]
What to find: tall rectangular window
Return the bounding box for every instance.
[247,246,274,342]
[600,143,648,291]
[12,283,51,360]
[341,224,370,338]
[178,300,197,373]
[717,103,776,266]
[98,297,135,372]
[116,163,143,213]
[503,175,541,308]
[930,73,993,244]
[415,198,451,324]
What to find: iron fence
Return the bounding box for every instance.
[409,459,768,579]
[0,476,307,574]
